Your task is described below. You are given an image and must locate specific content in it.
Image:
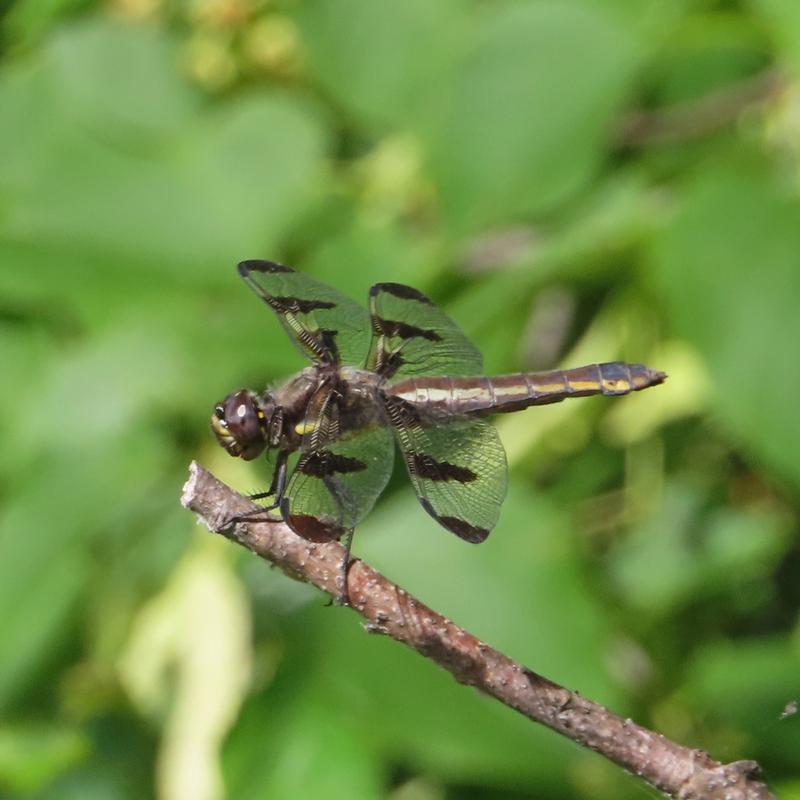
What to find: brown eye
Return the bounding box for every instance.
[211,389,267,461]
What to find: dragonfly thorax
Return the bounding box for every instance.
[211,389,273,461]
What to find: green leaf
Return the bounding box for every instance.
[47,19,198,140]
[685,636,800,766]
[611,483,701,615]
[0,429,168,711]
[0,22,328,272]
[2,0,86,49]
[752,0,800,76]
[426,1,640,232]
[580,0,689,40]
[611,481,789,615]
[0,723,90,794]
[651,153,800,489]
[224,689,382,800]
[304,220,435,305]
[0,537,89,711]
[296,0,463,129]
[186,92,331,267]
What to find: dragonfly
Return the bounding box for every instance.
[212,260,665,552]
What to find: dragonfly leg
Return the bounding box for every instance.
[323,528,355,608]
[228,506,284,526]
[231,451,289,525]
[247,450,289,501]
[333,528,355,607]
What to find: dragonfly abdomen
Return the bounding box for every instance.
[388,362,666,416]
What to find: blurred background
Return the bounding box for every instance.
[2,0,800,798]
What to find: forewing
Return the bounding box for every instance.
[384,397,508,542]
[238,260,372,366]
[366,283,483,380]
[281,390,395,542]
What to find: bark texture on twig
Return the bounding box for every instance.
[181,462,775,800]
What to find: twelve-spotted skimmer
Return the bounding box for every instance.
[212,261,665,546]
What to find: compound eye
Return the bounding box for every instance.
[215,389,267,461]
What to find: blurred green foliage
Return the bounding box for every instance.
[2,0,800,798]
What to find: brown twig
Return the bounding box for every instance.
[181,462,775,800]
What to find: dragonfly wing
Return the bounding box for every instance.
[366,282,483,380]
[383,396,508,542]
[239,260,372,366]
[281,385,395,542]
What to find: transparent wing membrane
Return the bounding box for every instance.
[239,260,372,366]
[281,387,395,542]
[384,396,507,542]
[366,282,483,380]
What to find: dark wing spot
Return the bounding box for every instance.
[419,498,489,543]
[372,316,442,342]
[411,452,477,483]
[299,450,368,478]
[370,282,432,305]
[272,296,336,314]
[434,515,489,543]
[285,512,345,542]
[238,259,294,275]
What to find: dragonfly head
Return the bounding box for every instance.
[211,389,270,460]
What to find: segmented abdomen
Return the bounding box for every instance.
[387,362,666,415]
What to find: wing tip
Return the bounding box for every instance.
[370,282,433,305]
[284,511,346,543]
[419,498,490,543]
[238,259,294,276]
